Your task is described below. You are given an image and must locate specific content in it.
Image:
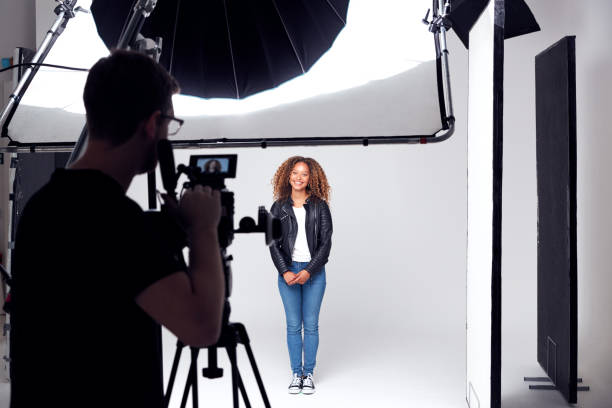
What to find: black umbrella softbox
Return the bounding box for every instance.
[91,0,349,99]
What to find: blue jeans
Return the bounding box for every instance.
[278,261,326,376]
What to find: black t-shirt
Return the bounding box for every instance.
[10,169,181,408]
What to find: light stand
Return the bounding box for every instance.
[424,0,455,142]
[66,0,160,165]
[0,0,80,139]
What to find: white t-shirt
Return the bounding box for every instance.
[292,206,311,262]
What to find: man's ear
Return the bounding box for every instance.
[142,110,162,140]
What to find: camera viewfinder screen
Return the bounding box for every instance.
[197,158,229,174]
[189,154,237,178]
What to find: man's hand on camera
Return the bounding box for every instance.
[136,183,225,347]
[294,269,310,285]
[179,185,221,234]
[283,271,298,285]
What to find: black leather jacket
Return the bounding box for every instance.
[269,197,332,275]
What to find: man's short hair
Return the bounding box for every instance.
[83,50,179,146]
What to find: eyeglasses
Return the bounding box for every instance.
[160,114,184,136]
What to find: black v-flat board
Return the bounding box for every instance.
[12,153,71,246]
[535,36,577,404]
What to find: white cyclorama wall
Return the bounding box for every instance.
[502,1,612,407]
[12,0,443,145]
[123,137,469,406]
[0,1,472,406]
[466,2,496,408]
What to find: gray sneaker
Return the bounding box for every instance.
[288,373,302,394]
[302,373,315,394]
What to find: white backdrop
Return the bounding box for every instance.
[125,134,469,406]
[0,1,471,407]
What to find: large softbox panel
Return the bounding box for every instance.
[535,36,577,404]
[466,1,503,407]
[4,0,451,149]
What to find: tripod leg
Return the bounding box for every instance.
[180,373,192,408]
[190,347,200,408]
[226,345,240,408]
[179,348,200,408]
[235,324,272,408]
[244,343,271,408]
[236,368,252,408]
[164,341,185,408]
[225,344,252,408]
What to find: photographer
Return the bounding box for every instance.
[9,51,224,407]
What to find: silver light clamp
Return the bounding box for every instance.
[423,1,452,34]
[116,0,159,49]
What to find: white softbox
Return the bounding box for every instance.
[4,0,453,149]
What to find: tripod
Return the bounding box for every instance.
[164,315,271,408]
[157,142,279,408]
[161,247,271,408]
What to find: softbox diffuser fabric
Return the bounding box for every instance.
[466,0,503,407]
[6,0,446,147]
[535,36,578,404]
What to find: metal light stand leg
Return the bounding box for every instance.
[0,0,78,137]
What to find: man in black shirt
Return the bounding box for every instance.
[9,51,225,407]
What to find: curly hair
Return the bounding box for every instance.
[272,156,331,202]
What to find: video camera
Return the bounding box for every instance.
[157,141,281,250]
[156,140,281,300]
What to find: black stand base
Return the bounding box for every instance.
[523,376,590,392]
[164,322,271,408]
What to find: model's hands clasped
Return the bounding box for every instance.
[179,185,221,234]
[283,269,310,285]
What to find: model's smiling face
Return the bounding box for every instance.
[290,162,310,193]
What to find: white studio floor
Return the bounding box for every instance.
[159,324,465,408]
[0,326,466,408]
[0,324,606,407]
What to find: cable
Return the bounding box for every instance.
[0,62,89,74]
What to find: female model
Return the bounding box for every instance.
[269,156,332,395]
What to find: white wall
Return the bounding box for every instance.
[502,1,612,407]
[0,0,35,83]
